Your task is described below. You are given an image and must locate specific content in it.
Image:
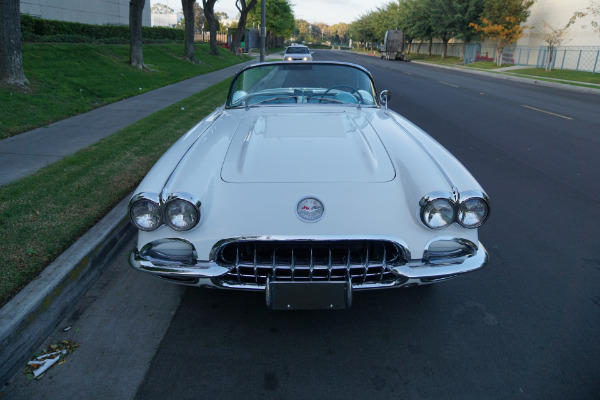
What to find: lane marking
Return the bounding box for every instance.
[521,105,573,120]
[438,81,459,88]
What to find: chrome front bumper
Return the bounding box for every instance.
[129,240,488,288]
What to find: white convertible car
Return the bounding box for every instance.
[128,61,490,310]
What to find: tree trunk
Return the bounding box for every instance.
[231,0,258,55]
[129,0,145,69]
[428,38,432,56]
[203,0,219,56]
[182,0,196,62]
[441,37,448,59]
[0,0,28,87]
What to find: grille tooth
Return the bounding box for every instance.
[217,240,406,287]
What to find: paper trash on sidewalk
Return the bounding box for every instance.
[24,340,79,380]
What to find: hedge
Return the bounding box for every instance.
[20,14,184,43]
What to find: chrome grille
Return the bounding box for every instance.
[216,240,407,287]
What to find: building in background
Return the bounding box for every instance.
[517,0,598,48]
[151,11,183,27]
[20,0,151,26]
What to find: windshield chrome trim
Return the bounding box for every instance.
[226,61,379,109]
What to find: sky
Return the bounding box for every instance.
[150,0,393,25]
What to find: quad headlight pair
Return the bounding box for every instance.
[420,191,490,229]
[129,193,201,232]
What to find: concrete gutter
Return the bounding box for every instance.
[0,197,134,384]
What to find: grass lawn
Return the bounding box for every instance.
[465,61,515,70]
[408,53,462,65]
[507,68,600,85]
[0,78,232,307]
[0,43,250,139]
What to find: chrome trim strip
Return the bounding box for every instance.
[160,109,223,202]
[389,115,456,190]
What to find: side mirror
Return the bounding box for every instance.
[379,90,391,109]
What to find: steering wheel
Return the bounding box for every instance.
[319,85,364,104]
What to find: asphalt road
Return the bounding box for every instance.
[6,50,600,400]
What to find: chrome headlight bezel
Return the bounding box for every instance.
[128,192,202,232]
[129,193,162,232]
[419,192,456,230]
[163,193,201,232]
[420,190,490,230]
[457,191,490,228]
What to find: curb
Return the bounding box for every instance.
[0,196,134,384]
[409,60,600,96]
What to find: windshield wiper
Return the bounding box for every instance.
[247,95,298,108]
[305,96,358,106]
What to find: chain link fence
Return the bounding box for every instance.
[413,42,600,73]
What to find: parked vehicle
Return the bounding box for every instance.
[380,30,408,61]
[128,62,490,310]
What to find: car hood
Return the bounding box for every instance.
[220,110,396,183]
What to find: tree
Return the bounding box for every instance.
[470,0,534,66]
[151,3,174,13]
[203,0,220,56]
[571,1,600,34]
[194,3,206,32]
[430,0,457,59]
[540,20,571,71]
[449,0,485,60]
[129,0,146,70]
[248,0,295,40]
[230,0,258,55]
[0,0,28,87]
[470,17,528,66]
[182,0,198,62]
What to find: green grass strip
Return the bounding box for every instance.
[0,43,250,139]
[0,78,231,307]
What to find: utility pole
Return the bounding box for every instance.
[260,0,266,62]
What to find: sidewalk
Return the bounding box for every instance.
[0,57,260,385]
[0,59,256,187]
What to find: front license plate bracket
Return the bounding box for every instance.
[266,278,352,310]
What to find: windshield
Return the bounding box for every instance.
[285,46,309,54]
[227,62,378,108]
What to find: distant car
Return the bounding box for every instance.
[282,45,313,61]
[128,61,490,310]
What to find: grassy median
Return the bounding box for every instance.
[0,43,250,139]
[0,78,231,307]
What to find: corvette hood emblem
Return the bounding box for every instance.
[296,197,324,222]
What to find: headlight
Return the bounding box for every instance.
[129,196,162,231]
[303,57,308,61]
[457,195,489,228]
[285,56,293,61]
[420,194,455,229]
[164,197,200,231]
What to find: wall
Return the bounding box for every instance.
[21,0,151,26]
[517,0,599,48]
